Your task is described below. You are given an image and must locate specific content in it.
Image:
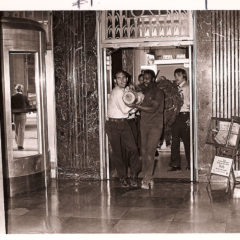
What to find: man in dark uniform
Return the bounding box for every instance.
[130,70,164,189]
[11,84,30,150]
[169,68,190,171]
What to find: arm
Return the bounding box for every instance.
[24,95,31,108]
[130,89,164,113]
[127,99,159,113]
[136,100,160,113]
[116,98,132,114]
[11,96,14,109]
[114,89,133,114]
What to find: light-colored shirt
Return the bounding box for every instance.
[107,86,132,119]
[128,108,138,119]
[179,81,190,112]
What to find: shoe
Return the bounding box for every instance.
[149,179,154,189]
[18,146,24,150]
[129,177,138,187]
[166,141,171,146]
[119,177,129,188]
[141,180,150,189]
[168,166,181,171]
[141,179,154,190]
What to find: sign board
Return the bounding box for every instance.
[211,156,233,177]
[206,117,240,149]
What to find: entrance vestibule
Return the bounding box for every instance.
[102,45,194,181]
[0,17,50,197]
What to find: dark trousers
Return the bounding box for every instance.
[127,118,141,154]
[170,113,190,168]
[106,120,140,178]
[140,122,163,181]
[123,118,141,175]
[136,115,141,153]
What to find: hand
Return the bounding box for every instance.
[126,103,137,108]
[135,92,144,105]
[129,84,135,90]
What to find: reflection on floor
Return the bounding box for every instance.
[7,179,240,233]
[12,112,38,158]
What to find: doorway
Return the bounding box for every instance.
[101,45,196,182]
[0,17,49,197]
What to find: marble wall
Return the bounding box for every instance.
[196,11,215,180]
[53,11,100,178]
[122,49,134,81]
[196,11,240,181]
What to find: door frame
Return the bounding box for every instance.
[0,124,6,233]
[97,11,198,182]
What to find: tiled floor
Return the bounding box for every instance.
[6,179,240,234]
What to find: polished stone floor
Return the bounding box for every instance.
[153,151,190,179]
[6,179,240,234]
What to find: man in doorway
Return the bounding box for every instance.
[169,68,190,171]
[11,84,30,150]
[130,69,164,189]
[106,70,140,188]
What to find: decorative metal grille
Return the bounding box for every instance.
[102,10,193,42]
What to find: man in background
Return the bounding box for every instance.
[169,68,190,171]
[11,84,30,150]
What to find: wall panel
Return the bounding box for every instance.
[53,11,99,177]
[212,11,240,118]
[197,11,240,181]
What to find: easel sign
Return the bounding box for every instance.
[206,116,240,149]
[211,156,233,177]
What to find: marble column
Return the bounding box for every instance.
[53,11,100,178]
[196,11,215,181]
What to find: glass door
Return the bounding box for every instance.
[9,52,42,159]
[0,16,49,196]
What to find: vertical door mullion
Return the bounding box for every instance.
[103,48,110,180]
[189,45,194,182]
[97,12,106,180]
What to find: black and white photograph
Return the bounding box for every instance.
[1,0,240,239]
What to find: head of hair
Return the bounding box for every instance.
[138,73,144,80]
[159,76,167,81]
[15,84,24,92]
[114,70,128,79]
[143,69,156,81]
[174,68,187,80]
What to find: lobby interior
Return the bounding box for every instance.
[1,10,240,236]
